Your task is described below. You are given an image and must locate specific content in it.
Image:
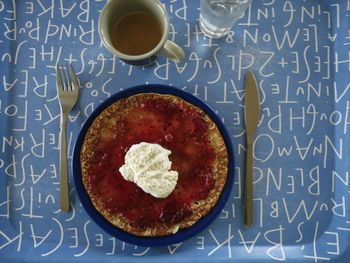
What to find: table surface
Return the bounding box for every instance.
[0,0,350,262]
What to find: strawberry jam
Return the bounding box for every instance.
[86,97,216,229]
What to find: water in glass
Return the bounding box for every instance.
[199,0,251,38]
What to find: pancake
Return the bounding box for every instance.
[80,93,228,236]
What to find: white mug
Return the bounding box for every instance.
[99,0,185,66]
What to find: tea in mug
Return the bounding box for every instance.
[112,12,163,56]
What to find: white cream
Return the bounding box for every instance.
[119,142,178,198]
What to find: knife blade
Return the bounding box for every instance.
[243,70,260,228]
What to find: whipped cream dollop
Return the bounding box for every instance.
[119,142,178,198]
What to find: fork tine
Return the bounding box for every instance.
[69,64,79,93]
[56,63,63,92]
[65,63,72,91]
[61,65,69,91]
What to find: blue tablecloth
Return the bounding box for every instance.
[0,0,349,262]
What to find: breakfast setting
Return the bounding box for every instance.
[0,0,349,262]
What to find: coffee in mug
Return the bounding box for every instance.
[112,12,162,56]
[99,0,184,66]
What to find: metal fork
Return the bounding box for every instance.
[56,63,79,212]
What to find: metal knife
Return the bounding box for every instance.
[243,70,261,228]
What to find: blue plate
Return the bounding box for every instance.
[72,84,235,247]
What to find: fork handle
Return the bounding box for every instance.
[59,113,70,212]
[244,139,253,228]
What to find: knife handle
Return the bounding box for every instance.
[244,139,253,228]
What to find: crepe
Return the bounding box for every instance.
[80,93,228,236]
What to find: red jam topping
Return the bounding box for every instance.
[87,97,216,229]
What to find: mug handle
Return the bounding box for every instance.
[160,40,185,63]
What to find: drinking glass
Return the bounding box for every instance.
[199,0,252,38]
